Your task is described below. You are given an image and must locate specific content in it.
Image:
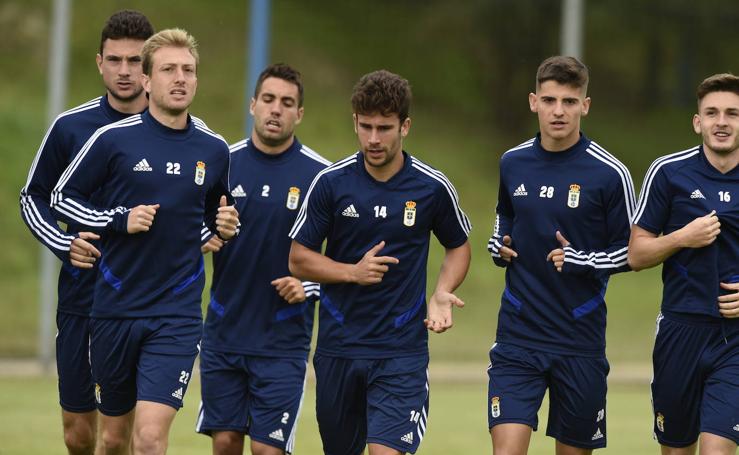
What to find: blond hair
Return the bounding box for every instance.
[141,28,199,75]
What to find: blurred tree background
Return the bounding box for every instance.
[1,0,737,368]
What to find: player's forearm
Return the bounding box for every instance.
[434,241,471,294]
[288,240,356,284]
[20,192,76,261]
[627,228,682,271]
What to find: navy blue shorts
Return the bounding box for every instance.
[56,312,95,412]
[196,349,308,453]
[90,316,201,416]
[313,353,429,455]
[487,343,609,449]
[652,313,739,446]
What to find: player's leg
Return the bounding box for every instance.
[57,312,99,454]
[652,315,711,452]
[367,442,402,455]
[195,349,250,455]
[698,433,737,455]
[244,356,309,455]
[61,410,97,455]
[491,424,533,455]
[89,318,139,454]
[99,411,135,455]
[365,355,429,455]
[134,317,201,455]
[696,330,739,455]
[659,444,696,455]
[313,353,368,455]
[212,432,245,455]
[487,343,548,455]
[132,401,177,455]
[546,354,608,453]
[553,440,592,455]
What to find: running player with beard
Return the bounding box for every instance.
[196,63,329,455]
[19,11,153,454]
[51,29,239,455]
[289,69,471,455]
[629,73,739,455]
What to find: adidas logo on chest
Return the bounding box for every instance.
[513,184,527,197]
[231,184,247,197]
[690,189,705,199]
[133,159,153,172]
[342,204,359,218]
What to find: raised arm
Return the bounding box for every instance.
[627,212,720,271]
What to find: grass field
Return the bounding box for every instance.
[0,374,658,455]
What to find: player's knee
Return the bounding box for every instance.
[133,426,167,455]
[63,429,95,455]
[212,431,244,455]
[100,431,129,454]
[250,439,284,455]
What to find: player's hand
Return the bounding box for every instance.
[718,281,739,318]
[677,210,720,248]
[127,204,159,233]
[201,236,224,254]
[271,276,306,304]
[546,231,570,272]
[69,232,101,269]
[216,195,239,240]
[425,291,464,333]
[351,241,399,285]
[499,235,518,262]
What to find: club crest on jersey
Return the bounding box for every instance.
[286,187,300,210]
[656,413,665,432]
[403,201,417,227]
[567,184,580,208]
[194,161,206,186]
[491,396,501,418]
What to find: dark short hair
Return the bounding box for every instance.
[696,73,739,106]
[536,56,589,91]
[99,10,154,55]
[351,70,412,123]
[254,63,304,107]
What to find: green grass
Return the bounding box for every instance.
[0,375,656,454]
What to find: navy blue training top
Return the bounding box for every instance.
[634,146,739,322]
[290,151,471,359]
[488,133,635,357]
[20,96,135,316]
[51,110,233,319]
[202,137,330,358]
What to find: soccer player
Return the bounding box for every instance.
[628,73,739,455]
[195,63,330,455]
[288,69,471,455]
[19,10,153,455]
[486,56,635,454]
[50,28,239,455]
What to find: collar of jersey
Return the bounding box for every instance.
[246,136,301,164]
[141,109,195,140]
[100,93,140,123]
[355,150,412,187]
[533,132,589,162]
